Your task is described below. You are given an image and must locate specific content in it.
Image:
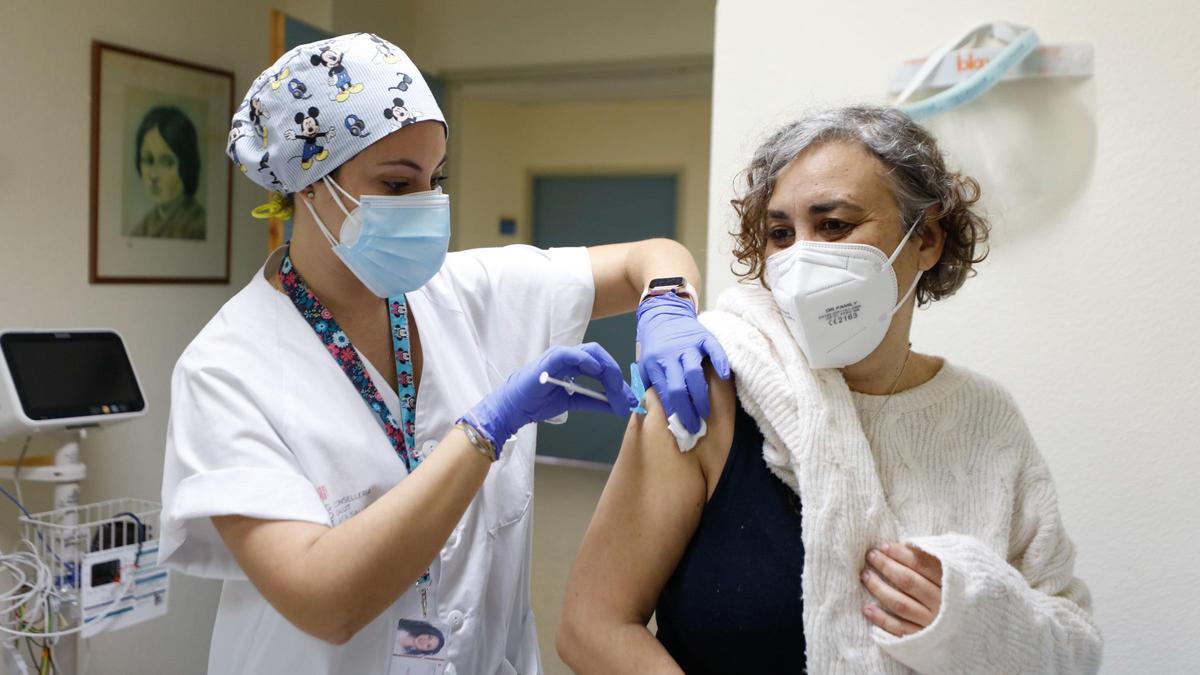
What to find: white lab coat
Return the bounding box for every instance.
[159,245,594,675]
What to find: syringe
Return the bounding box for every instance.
[538,371,609,402]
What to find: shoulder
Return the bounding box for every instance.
[129,211,155,237]
[441,245,589,284]
[695,372,738,495]
[937,362,1044,465]
[418,245,592,322]
[175,269,285,380]
[946,362,1026,421]
[185,197,207,222]
[637,368,737,498]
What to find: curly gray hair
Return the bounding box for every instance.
[731,106,990,305]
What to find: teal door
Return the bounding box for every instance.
[532,175,678,464]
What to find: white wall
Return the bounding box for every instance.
[0,2,332,673]
[707,2,1200,673]
[451,97,712,263]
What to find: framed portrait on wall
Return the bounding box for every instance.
[89,41,234,284]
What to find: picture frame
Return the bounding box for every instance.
[89,40,234,284]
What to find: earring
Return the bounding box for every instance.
[305,189,316,199]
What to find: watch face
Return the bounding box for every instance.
[649,276,685,290]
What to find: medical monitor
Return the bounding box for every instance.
[0,330,146,439]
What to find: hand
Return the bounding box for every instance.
[463,343,637,453]
[861,542,944,637]
[636,292,731,434]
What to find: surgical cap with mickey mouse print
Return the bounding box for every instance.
[228,32,445,194]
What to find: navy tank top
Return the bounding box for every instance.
[655,401,806,674]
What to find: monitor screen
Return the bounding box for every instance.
[1,332,145,421]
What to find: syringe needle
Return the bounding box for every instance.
[538,371,609,403]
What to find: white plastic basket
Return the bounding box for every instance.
[18,499,160,595]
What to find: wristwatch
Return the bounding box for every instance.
[640,276,698,309]
[455,419,498,462]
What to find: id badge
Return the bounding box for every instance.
[388,617,451,675]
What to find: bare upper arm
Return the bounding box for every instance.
[587,242,641,320]
[211,515,328,606]
[563,368,736,625]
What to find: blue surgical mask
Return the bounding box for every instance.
[302,176,451,298]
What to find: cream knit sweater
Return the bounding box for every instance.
[699,284,1102,674]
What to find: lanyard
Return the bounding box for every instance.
[280,249,419,469]
[279,249,432,610]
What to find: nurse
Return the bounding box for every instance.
[159,33,727,675]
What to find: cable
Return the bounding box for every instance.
[110,512,146,567]
[0,485,72,575]
[0,563,137,639]
[42,597,55,675]
[13,435,32,507]
[38,598,50,675]
[0,542,78,640]
[0,503,153,644]
[23,638,38,672]
[46,639,57,675]
[0,482,32,519]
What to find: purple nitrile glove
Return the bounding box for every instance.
[461,342,638,454]
[636,291,731,434]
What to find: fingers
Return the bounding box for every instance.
[860,567,936,629]
[702,336,732,380]
[681,350,711,420]
[578,343,638,415]
[879,542,943,587]
[543,345,602,377]
[639,358,663,401]
[565,392,621,415]
[866,546,941,614]
[636,360,650,391]
[862,603,924,638]
[661,358,700,433]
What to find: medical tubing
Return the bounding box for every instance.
[0,488,67,569]
[0,485,33,519]
[0,565,135,640]
[0,493,142,641]
[900,28,1038,119]
[0,542,82,640]
[895,24,980,105]
[13,436,31,507]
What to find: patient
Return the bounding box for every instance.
[558,106,1102,674]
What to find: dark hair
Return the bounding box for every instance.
[396,619,445,656]
[731,105,990,306]
[135,106,201,197]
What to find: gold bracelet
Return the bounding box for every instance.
[455,421,497,462]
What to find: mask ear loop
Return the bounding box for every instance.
[299,176,360,247]
[324,175,362,208]
[885,216,926,317]
[889,270,924,317]
[885,216,923,268]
